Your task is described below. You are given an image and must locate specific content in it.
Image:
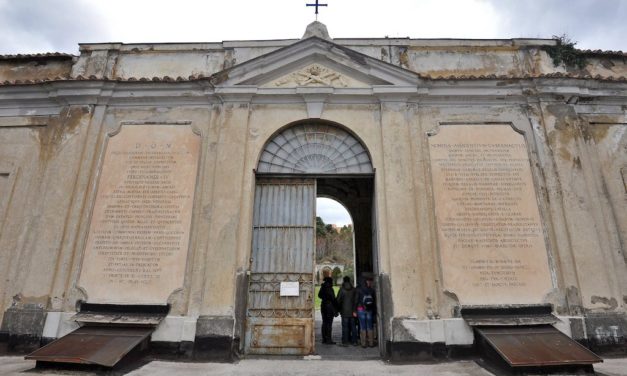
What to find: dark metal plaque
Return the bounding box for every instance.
[476,326,602,367]
[25,326,153,367]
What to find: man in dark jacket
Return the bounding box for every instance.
[318,276,338,344]
[336,276,358,346]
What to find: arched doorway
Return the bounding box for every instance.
[244,122,376,355]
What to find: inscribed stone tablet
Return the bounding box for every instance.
[79,124,200,304]
[429,124,552,305]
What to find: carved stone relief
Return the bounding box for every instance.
[265,64,367,88]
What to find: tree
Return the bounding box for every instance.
[316,216,327,237]
[316,217,354,265]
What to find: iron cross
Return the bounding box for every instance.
[306,0,328,20]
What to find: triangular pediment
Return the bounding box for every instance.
[212,37,421,89]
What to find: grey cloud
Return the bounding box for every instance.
[0,0,110,54]
[317,199,352,225]
[1,0,624,55]
[485,0,627,50]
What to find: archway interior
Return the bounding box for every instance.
[314,178,376,352]
[317,178,375,280]
[246,122,376,355]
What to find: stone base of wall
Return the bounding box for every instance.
[1,310,238,362]
[192,316,237,361]
[390,317,475,346]
[384,341,475,362]
[3,309,625,362]
[385,317,474,362]
[584,312,627,354]
[383,315,624,362]
[0,306,47,353]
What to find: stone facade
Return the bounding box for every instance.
[0,23,625,360]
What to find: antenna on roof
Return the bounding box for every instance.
[306,0,328,21]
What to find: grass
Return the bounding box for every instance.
[314,285,339,310]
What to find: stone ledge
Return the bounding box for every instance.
[384,340,476,363]
[391,318,474,345]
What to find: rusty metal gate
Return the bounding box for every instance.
[244,178,316,355]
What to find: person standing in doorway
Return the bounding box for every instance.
[336,276,358,346]
[355,276,376,347]
[318,276,338,344]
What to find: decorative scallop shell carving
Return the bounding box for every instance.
[257,123,373,174]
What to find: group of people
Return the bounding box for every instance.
[318,275,377,347]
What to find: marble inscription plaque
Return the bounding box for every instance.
[429,124,552,305]
[79,124,200,304]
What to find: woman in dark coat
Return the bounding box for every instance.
[318,276,338,344]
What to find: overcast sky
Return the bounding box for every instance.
[0,0,625,54]
[317,198,352,226]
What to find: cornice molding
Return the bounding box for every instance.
[0,78,625,110]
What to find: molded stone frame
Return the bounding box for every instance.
[0,162,18,245]
[75,120,203,306]
[425,120,558,311]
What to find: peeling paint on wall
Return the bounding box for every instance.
[591,296,619,310]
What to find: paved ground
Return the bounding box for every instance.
[313,311,379,359]
[0,357,490,376]
[2,356,627,376]
[595,358,627,376]
[2,315,625,375]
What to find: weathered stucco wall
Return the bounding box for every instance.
[0,39,614,82]
[0,56,73,82]
[0,97,625,351]
[0,34,625,356]
[0,107,93,338]
[541,104,625,311]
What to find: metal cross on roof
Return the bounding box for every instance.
[306,0,328,20]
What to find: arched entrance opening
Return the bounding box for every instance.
[244,121,377,356]
[315,197,353,286]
